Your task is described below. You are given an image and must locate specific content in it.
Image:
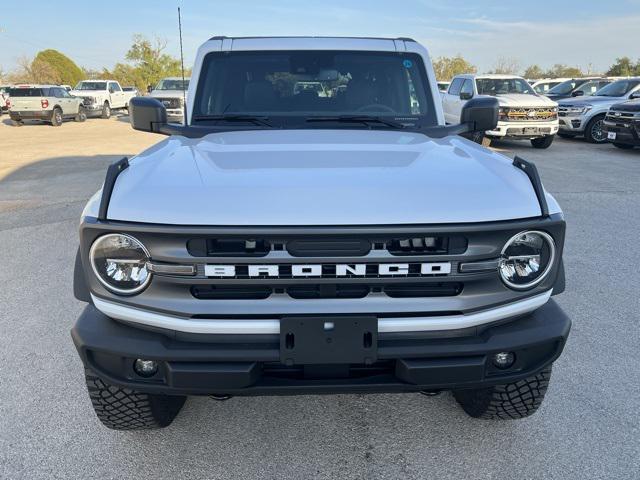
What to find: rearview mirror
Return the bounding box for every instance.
[571,90,584,97]
[460,97,499,132]
[130,97,167,133]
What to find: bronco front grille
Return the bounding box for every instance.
[191,282,463,300]
[500,107,558,121]
[187,235,467,258]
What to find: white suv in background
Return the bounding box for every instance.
[442,74,559,148]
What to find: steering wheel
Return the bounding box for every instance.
[356,104,396,114]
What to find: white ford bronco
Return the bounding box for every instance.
[70,80,136,119]
[72,36,570,430]
[8,85,87,126]
[442,74,559,148]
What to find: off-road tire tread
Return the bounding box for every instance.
[84,369,186,430]
[453,366,552,420]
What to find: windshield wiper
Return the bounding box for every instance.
[192,114,273,127]
[306,115,406,129]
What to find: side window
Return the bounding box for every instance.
[460,79,473,97]
[448,78,463,96]
[109,82,121,92]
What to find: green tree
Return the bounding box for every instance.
[523,64,545,79]
[544,64,583,78]
[606,57,640,76]
[34,49,83,86]
[432,55,477,81]
[124,35,182,90]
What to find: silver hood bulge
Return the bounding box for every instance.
[103,129,549,225]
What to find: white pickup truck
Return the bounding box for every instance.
[70,80,136,119]
[442,74,559,148]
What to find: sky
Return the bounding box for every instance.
[1,0,640,75]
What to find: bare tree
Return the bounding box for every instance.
[490,57,521,75]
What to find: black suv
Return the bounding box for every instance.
[603,99,640,149]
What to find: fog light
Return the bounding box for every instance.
[492,352,515,369]
[134,359,158,377]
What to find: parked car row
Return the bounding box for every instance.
[3,77,190,126]
[439,73,640,150]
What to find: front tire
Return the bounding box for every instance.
[585,115,607,143]
[453,365,552,420]
[530,135,555,149]
[612,142,634,150]
[51,107,63,126]
[84,369,186,430]
[75,107,87,122]
[101,101,111,119]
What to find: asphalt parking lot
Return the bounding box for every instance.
[0,115,639,480]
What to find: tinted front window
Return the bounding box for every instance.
[75,82,107,90]
[460,79,473,96]
[476,78,534,95]
[547,79,586,95]
[8,88,44,96]
[594,80,640,97]
[448,78,463,95]
[193,51,434,123]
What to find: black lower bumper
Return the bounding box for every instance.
[71,301,571,396]
[603,121,640,146]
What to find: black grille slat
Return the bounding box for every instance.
[191,283,462,300]
[287,239,371,257]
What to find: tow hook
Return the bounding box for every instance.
[210,394,233,401]
[419,390,442,397]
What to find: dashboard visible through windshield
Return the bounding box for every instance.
[192,50,436,128]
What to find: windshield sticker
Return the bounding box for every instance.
[403,59,413,68]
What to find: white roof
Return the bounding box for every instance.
[200,36,416,53]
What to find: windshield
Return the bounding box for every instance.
[594,80,640,97]
[155,79,190,90]
[547,79,583,95]
[476,78,535,95]
[74,81,107,90]
[193,50,434,125]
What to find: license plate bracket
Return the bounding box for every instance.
[280,316,378,365]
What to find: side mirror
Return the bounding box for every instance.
[460,97,499,132]
[129,97,167,133]
[571,90,584,97]
[460,91,473,100]
[630,91,640,99]
[147,85,153,94]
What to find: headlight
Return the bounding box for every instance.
[564,104,592,115]
[499,231,555,290]
[89,233,151,294]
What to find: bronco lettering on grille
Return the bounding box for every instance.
[204,263,452,278]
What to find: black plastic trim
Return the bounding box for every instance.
[513,156,549,217]
[97,157,129,221]
[73,247,91,303]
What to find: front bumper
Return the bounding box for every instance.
[71,300,571,396]
[558,115,586,133]
[486,120,559,138]
[603,119,640,146]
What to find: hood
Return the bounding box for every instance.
[70,89,106,97]
[106,129,546,226]
[493,93,557,107]
[558,95,625,106]
[149,90,187,98]
[610,99,640,112]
